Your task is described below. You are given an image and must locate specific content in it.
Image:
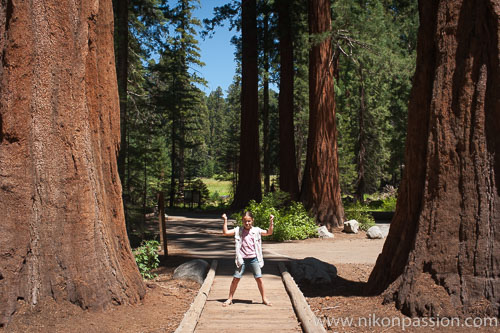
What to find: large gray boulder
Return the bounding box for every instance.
[366,226,384,239]
[343,220,359,234]
[377,224,390,238]
[289,257,337,286]
[173,259,209,284]
[317,226,334,238]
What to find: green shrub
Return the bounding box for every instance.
[272,202,318,241]
[134,240,160,279]
[188,179,210,205]
[367,199,384,210]
[381,196,397,211]
[234,191,318,241]
[345,203,376,231]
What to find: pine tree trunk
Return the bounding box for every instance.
[367,0,500,318]
[142,145,148,223]
[354,64,366,203]
[179,121,185,199]
[263,10,270,194]
[300,0,344,229]
[0,0,145,326]
[277,0,300,201]
[170,120,177,208]
[232,0,261,209]
[113,0,128,185]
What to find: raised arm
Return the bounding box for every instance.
[222,213,235,236]
[261,214,274,236]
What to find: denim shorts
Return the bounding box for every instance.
[234,257,262,278]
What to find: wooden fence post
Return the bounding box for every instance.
[158,191,168,256]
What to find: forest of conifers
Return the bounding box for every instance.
[115,0,418,224]
[1,0,499,325]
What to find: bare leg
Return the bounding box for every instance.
[223,277,240,306]
[255,277,271,306]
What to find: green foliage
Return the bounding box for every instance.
[364,189,398,212]
[115,0,416,242]
[234,191,318,241]
[345,203,376,231]
[332,0,418,195]
[381,196,397,212]
[272,202,318,241]
[134,240,160,280]
[187,178,210,205]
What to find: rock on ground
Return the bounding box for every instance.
[173,259,209,284]
[317,226,334,238]
[366,226,384,239]
[343,220,359,234]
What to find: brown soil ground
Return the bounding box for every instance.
[1,245,199,333]
[299,230,499,332]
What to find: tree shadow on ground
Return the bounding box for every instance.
[282,258,370,298]
[298,276,368,298]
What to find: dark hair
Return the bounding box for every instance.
[243,211,254,219]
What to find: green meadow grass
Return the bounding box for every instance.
[200,177,232,197]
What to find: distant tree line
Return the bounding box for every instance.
[112,0,418,228]
[2,0,498,325]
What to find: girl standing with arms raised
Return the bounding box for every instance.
[221,211,274,306]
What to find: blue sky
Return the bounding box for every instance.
[192,1,239,96]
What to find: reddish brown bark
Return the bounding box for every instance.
[277,0,300,201]
[367,0,500,318]
[300,0,344,229]
[0,0,145,326]
[232,0,262,209]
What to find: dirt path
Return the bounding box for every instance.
[2,213,389,333]
[168,214,498,333]
[165,213,387,265]
[167,214,387,332]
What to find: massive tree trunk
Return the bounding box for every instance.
[277,0,300,201]
[367,0,500,318]
[300,0,344,229]
[232,0,262,209]
[0,0,145,326]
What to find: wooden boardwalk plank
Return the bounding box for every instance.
[194,261,302,332]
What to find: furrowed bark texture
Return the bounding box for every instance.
[232,0,262,209]
[367,0,500,318]
[0,0,145,326]
[300,0,344,229]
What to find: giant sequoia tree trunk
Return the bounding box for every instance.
[232,0,262,209]
[277,0,300,201]
[367,0,500,318]
[0,0,145,326]
[300,0,344,229]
